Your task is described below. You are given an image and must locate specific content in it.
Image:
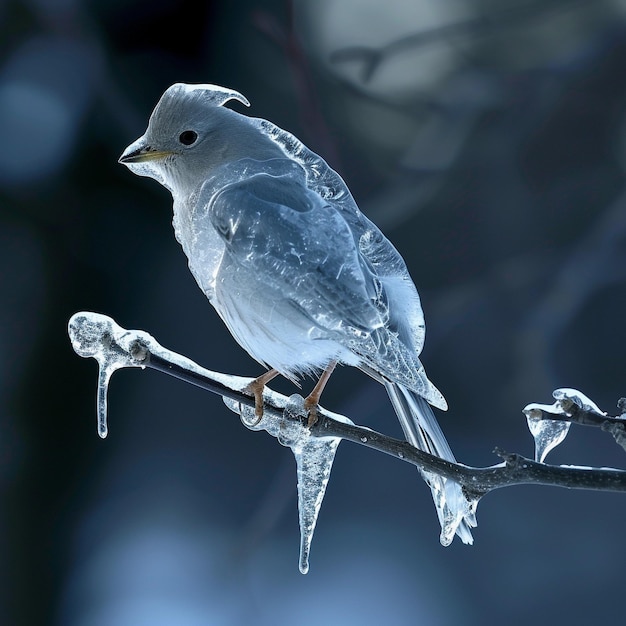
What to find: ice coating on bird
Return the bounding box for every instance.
[119,82,475,544]
[166,82,250,108]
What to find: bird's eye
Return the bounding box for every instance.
[179,130,198,146]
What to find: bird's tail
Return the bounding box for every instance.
[384,382,476,545]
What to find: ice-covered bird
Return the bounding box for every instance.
[119,83,476,544]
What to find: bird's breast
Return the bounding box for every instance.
[172,195,226,300]
[211,257,357,378]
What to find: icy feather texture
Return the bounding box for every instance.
[523,388,604,462]
[385,383,476,544]
[118,83,474,544]
[68,311,345,573]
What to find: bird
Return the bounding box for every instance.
[119,82,476,545]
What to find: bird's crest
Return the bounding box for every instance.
[165,83,250,108]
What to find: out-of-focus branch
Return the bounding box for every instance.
[330,0,593,83]
[252,4,342,168]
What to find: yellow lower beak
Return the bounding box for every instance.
[118,147,173,164]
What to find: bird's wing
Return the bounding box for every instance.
[209,169,384,336]
[252,119,427,355]
[208,158,442,406]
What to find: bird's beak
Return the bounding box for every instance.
[118,139,173,164]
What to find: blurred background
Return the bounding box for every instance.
[2,0,626,624]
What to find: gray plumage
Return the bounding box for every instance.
[119,83,476,544]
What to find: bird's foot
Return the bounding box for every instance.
[244,369,279,425]
[303,360,337,428]
[303,397,320,428]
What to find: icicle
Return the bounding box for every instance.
[69,311,349,571]
[68,311,258,437]
[523,388,605,462]
[96,365,113,438]
[225,393,345,574]
[525,415,570,463]
[68,312,145,438]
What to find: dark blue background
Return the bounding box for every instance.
[2,1,626,624]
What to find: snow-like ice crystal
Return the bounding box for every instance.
[68,311,346,573]
[523,388,605,462]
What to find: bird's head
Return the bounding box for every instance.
[119,83,265,196]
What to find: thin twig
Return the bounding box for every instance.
[331,0,593,83]
[68,312,626,505]
[131,338,626,500]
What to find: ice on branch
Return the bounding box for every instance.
[68,312,148,438]
[224,393,346,573]
[69,313,626,572]
[523,388,605,462]
[68,311,347,573]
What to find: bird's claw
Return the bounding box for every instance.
[244,380,266,426]
[244,369,280,425]
[304,398,319,428]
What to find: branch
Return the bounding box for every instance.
[145,347,626,495]
[523,389,626,456]
[330,0,593,83]
[67,311,626,570]
[68,311,626,497]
